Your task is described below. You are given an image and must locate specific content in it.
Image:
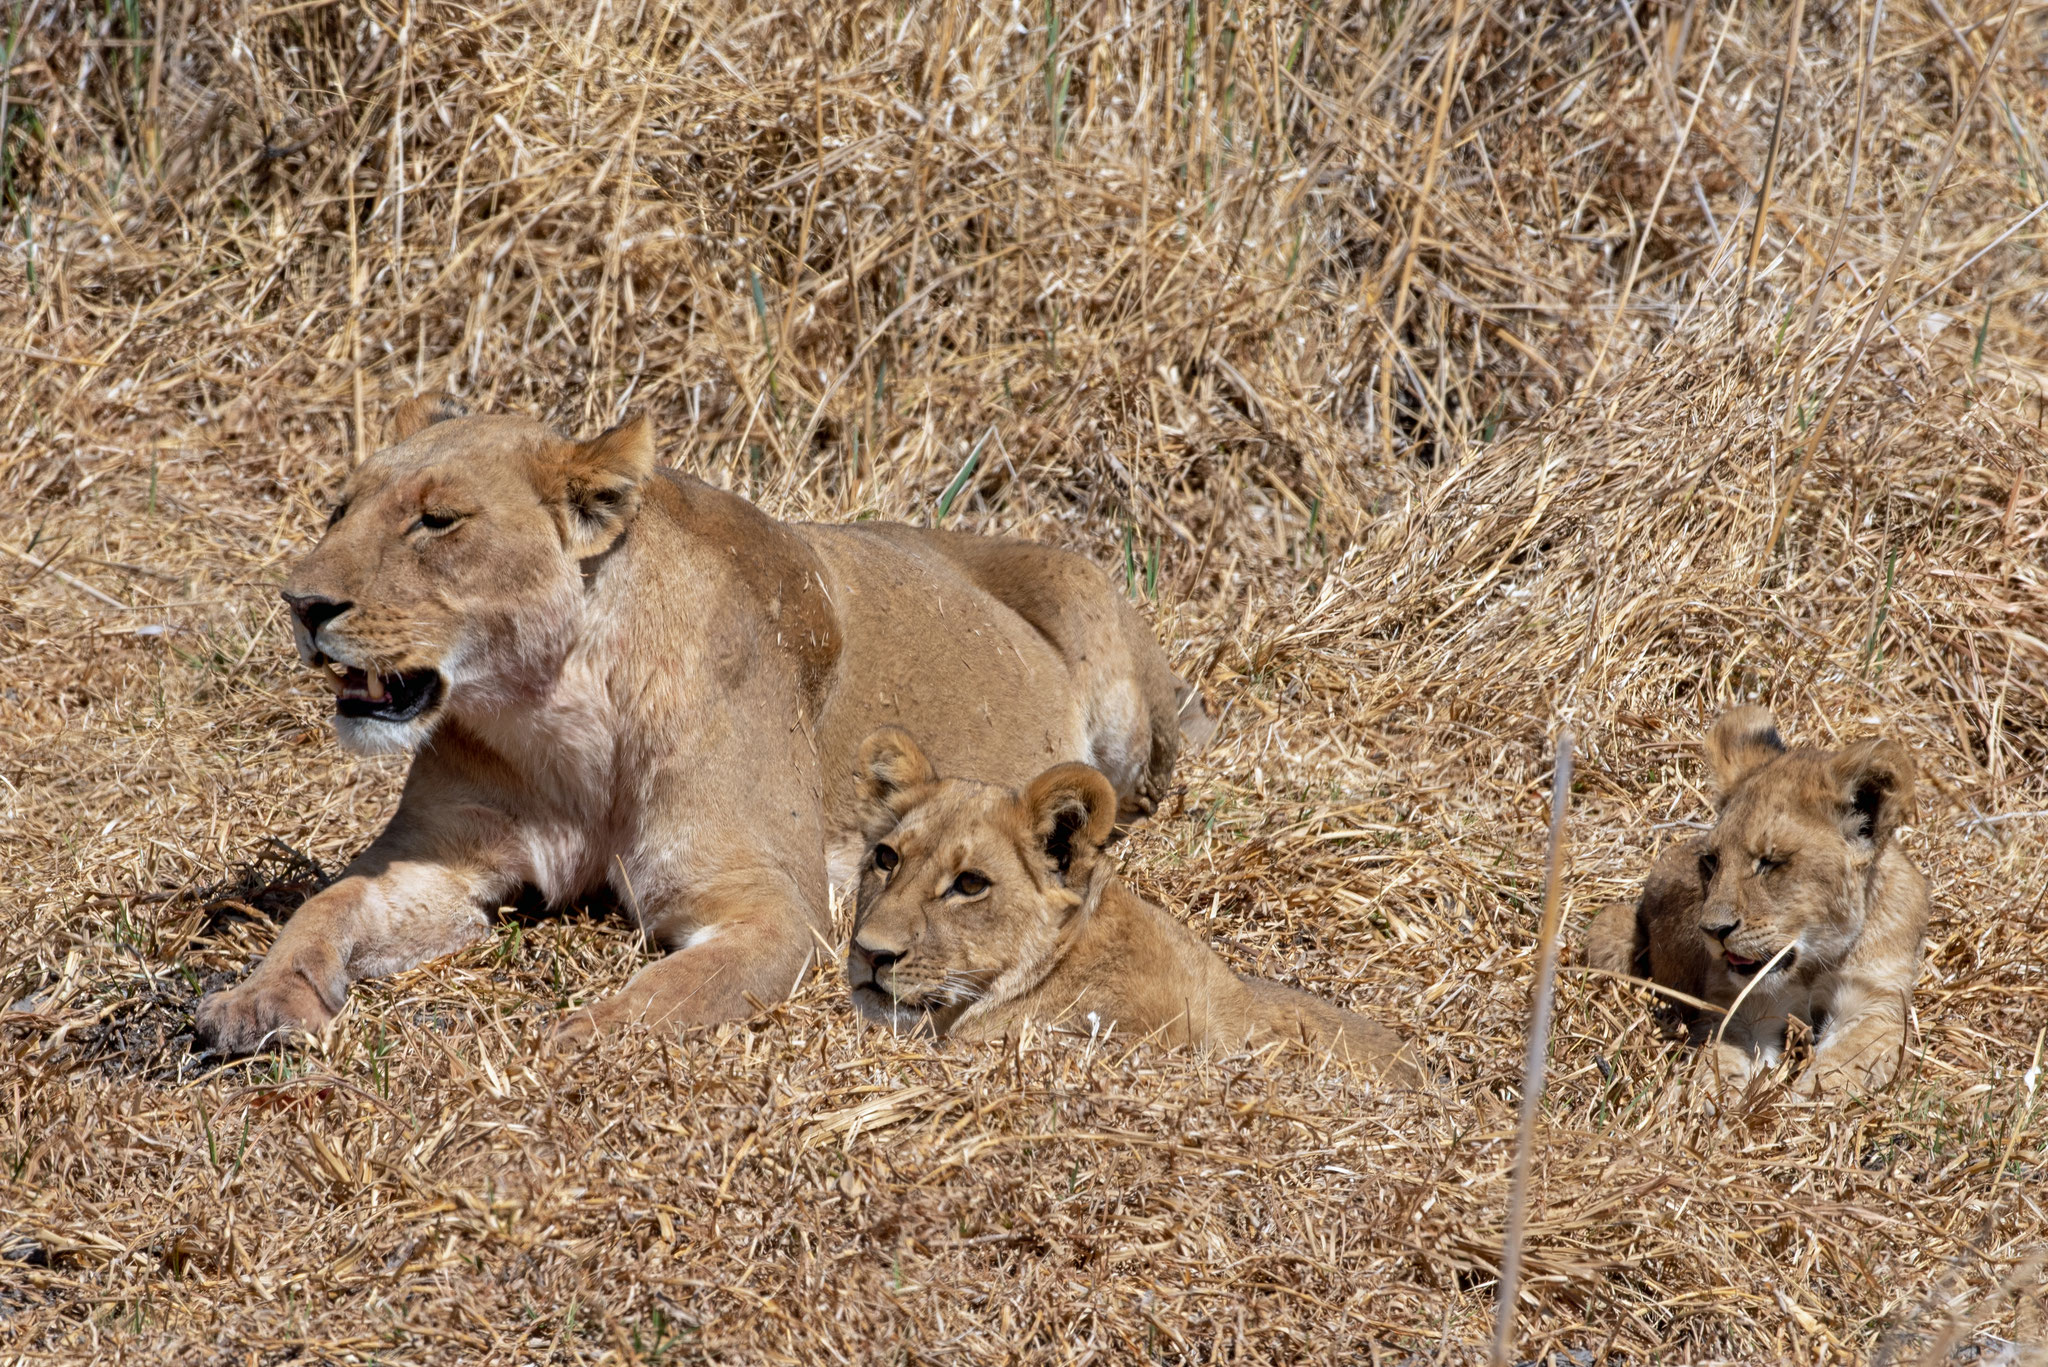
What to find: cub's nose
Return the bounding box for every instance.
[849,939,902,979]
[282,591,351,640]
[1702,916,1739,943]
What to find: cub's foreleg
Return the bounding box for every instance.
[1802,983,1911,1095]
[1801,862,1925,1095]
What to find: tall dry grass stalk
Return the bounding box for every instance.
[1491,731,1572,1367]
[3,0,2048,1359]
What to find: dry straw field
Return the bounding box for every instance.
[3,0,2048,1359]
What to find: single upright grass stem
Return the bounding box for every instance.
[1491,729,1574,1367]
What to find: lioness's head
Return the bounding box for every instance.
[1695,706,1917,981]
[844,728,1116,1034]
[281,396,654,753]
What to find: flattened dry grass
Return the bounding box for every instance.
[3,0,2048,1360]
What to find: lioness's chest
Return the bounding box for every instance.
[453,670,630,898]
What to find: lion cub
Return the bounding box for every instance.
[845,728,1419,1079]
[1583,707,1929,1095]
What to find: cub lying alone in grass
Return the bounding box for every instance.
[1583,706,1929,1096]
[844,728,1420,1080]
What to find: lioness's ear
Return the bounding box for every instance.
[854,727,939,841]
[390,393,471,442]
[1829,737,1916,850]
[1705,705,1786,790]
[543,413,656,558]
[1022,763,1117,883]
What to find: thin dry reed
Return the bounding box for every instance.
[3,0,2047,1360]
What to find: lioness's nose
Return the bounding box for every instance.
[1702,916,1739,942]
[282,591,351,640]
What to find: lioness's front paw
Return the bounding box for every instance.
[193,972,339,1054]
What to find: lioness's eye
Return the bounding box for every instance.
[872,844,899,873]
[950,871,990,897]
[1754,854,1785,876]
[412,510,463,533]
[326,502,348,529]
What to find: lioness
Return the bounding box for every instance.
[842,728,1419,1079]
[1582,706,1929,1095]
[194,398,1205,1052]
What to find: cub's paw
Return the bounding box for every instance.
[1380,1042,1433,1089]
[545,1006,602,1052]
[1708,1041,1767,1091]
[1799,1053,1901,1099]
[193,970,340,1055]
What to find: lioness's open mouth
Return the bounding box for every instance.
[315,656,445,723]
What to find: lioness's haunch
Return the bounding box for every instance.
[1582,707,1929,1096]
[194,398,1207,1053]
[843,729,1420,1079]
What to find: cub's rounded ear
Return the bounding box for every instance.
[854,727,938,841]
[543,413,657,558]
[1705,705,1786,790]
[1829,737,1916,849]
[1022,763,1117,882]
[390,393,471,442]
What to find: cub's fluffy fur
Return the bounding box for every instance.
[1583,707,1929,1095]
[844,728,1419,1080]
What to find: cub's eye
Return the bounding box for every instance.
[412,510,463,534]
[949,871,990,897]
[1754,854,1786,876]
[1698,851,1720,883]
[871,844,899,873]
[326,502,348,529]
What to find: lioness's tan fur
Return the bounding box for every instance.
[1583,707,1929,1095]
[194,399,1203,1052]
[843,729,1419,1079]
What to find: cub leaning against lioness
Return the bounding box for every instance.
[194,398,1205,1053]
[842,728,1420,1080]
[1583,706,1929,1095]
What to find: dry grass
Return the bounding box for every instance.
[4,0,2048,1359]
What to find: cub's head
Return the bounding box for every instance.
[281,396,654,753]
[844,729,1117,1035]
[1694,706,1917,981]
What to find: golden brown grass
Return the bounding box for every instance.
[4,0,2048,1360]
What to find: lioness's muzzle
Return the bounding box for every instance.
[330,666,444,723]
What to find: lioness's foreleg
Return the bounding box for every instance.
[547,868,821,1046]
[194,855,502,1053]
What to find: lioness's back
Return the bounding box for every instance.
[800,520,1194,825]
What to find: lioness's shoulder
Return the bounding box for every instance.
[638,471,841,694]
